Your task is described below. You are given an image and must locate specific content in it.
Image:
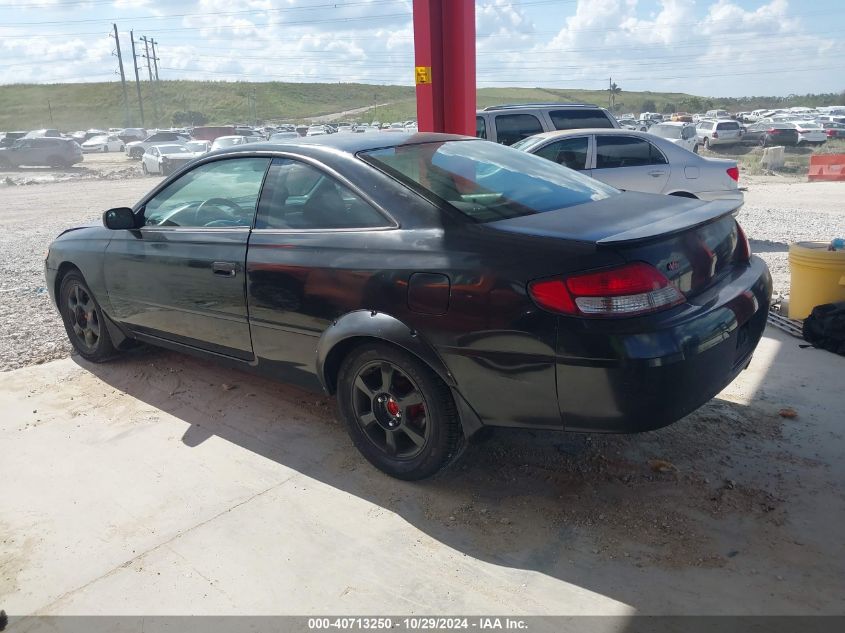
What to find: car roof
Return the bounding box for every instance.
[524,128,661,141]
[480,103,600,112]
[215,132,472,157]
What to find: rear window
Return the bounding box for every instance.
[549,109,614,130]
[716,122,740,131]
[652,125,681,139]
[595,136,667,169]
[360,140,616,223]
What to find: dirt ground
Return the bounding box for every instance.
[1,329,843,618]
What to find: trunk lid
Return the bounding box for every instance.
[488,191,743,297]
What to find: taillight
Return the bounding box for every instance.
[735,221,751,262]
[827,129,835,137]
[727,166,739,182]
[768,128,779,134]
[712,131,719,138]
[528,263,684,318]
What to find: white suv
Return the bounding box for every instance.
[695,119,743,149]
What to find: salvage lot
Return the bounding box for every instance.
[1,160,844,617]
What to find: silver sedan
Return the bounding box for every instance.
[513,128,743,203]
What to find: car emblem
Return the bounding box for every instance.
[666,260,681,271]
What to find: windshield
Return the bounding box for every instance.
[360,140,617,223]
[158,145,189,154]
[654,126,682,139]
[185,142,207,152]
[213,137,242,147]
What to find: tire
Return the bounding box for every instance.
[703,138,711,150]
[102,146,108,153]
[337,343,464,480]
[47,155,62,168]
[58,271,119,363]
[142,162,149,175]
[692,144,699,154]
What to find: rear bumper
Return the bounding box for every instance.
[694,189,744,204]
[556,256,772,433]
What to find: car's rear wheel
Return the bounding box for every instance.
[58,271,119,363]
[703,138,711,150]
[337,343,463,480]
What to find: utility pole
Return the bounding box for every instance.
[47,99,54,126]
[140,36,157,125]
[112,24,131,126]
[130,30,144,127]
[150,38,160,81]
[609,77,612,110]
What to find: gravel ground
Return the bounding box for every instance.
[740,175,845,300]
[0,164,842,372]
[0,160,161,371]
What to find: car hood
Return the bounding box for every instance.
[125,141,143,147]
[487,191,740,245]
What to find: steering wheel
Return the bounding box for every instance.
[195,197,242,225]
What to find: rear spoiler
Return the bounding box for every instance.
[596,199,741,245]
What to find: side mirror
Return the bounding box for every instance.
[103,207,137,230]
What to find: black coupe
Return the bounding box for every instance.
[46,133,771,479]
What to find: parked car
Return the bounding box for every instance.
[142,144,204,176]
[125,132,189,159]
[0,131,27,148]
[476,103,619,146]
[704,109,731,120]
[617,118,644,131]
[790,121,827,145]
[23,128,62,139]
[190,126,235,142]
[118,128,147,143]
[670,112,693,123]
[185,140,211,154]
[269,131,301,142]
[739,122,800,147]
[46,133,770,479]
[513,128,741,203]
[696,119,743,149]
[0,137,83,168]
[210,135,247,151]
[648,122,699,153]
[81,134,125,153]
[822,122,845,140]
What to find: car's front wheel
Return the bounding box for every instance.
[337,343,463,480]
[59,271,119,363]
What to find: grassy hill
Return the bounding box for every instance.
[0,80,841,131]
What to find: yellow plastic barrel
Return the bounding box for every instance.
[788,241,845,319]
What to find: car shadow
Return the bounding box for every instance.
[73,337,832,614]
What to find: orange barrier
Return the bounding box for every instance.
[808,154,845,181]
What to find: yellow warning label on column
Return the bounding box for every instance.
[415,66,432,85]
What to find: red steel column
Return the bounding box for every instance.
[413,0,475,135]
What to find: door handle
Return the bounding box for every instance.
[212,261,237,277]
[648,170,666,177]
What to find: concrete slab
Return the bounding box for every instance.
[1,327,843,616]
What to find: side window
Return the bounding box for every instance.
[595,136,666,169]
[682,126,696,140]
[493,113,543,146]
[143,158,270,228]
[549,109,614,130]
[535,137,589,170]
[255,159,389,230]
[476,116,487,140]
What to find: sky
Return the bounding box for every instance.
[0,0,843,97]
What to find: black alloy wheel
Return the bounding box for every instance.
[337,344,464,480]
[59,271,118,362]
